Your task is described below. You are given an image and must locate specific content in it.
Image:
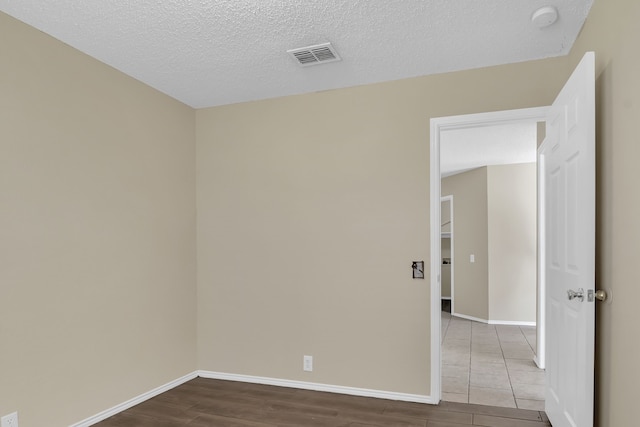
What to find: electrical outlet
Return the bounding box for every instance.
[303,355,313,372]
[1,412,18,427]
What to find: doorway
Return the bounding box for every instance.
[429,107,549,408]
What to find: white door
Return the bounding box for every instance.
[543,52,595,427]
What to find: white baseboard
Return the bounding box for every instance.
[70,371,198,427]
[72,369,435,426]
[452,312,488,323]
[451,312,536,327]
[488,320,537,326]
[199,370,436,404]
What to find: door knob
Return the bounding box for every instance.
[594,289,607,301]
[587,289,608,302]
[567,288,584,302]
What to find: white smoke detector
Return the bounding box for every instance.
[532,6,559,28]
[287,42,341,67]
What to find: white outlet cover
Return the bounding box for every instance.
[1,412,18,427]
[303,355,313,372]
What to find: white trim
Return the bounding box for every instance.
[70,371,198,427]
[450,311,536,327]
[535,136,549,370]
[429,115,442,405]
[488,320,537,327]
[451,312,489,324]
[430,107,549,406]
[441,297,452,301]
[199,371,435,404]
[430,107,549,132]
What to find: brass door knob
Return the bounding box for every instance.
[594,289,607,302]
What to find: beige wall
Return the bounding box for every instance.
[441,237,451,298]
[441,199,451,298]
[1,0,637,424]
[441,198,452,233]
[196,91,432,394]
[487,163,537,323]
[0,12,197,427]
[567,0,640,425]
[441,168,489,320]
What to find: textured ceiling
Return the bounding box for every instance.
[0,0,593,108]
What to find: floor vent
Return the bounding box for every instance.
[287,42,341,67]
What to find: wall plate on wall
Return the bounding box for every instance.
[412,261,424,279]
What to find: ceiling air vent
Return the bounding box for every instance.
[287,42,341,67]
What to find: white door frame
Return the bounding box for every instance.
[535,137,550,370]
[429,106,549,403]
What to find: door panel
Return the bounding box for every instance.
[543,52,595,427]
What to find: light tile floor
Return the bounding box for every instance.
[441,311,545,410]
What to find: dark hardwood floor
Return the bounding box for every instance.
[94,377,551,426]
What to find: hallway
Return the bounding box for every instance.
[441,312,545,410]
